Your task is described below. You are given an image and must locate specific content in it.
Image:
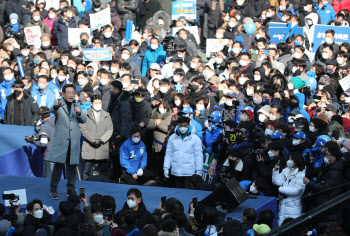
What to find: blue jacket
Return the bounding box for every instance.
[277,6,295,20]
[202,127,223,148]
[31,87,56,109]
[141,44,166,76]
[0,78,14,120]
[191,119,203,139]
[314,3,335,25]
[49,77,71,97]
[120,138,147,175]
[132,50,145,69]
[286,93,310,123]
[53,14,77,50]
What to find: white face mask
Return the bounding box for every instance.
[337,57,344,65]
[104,32,112,38]
[154,81,160,88]
[325,37,333,44]
[341,147,348,153]
[265,128,274,136]
[34,210,43,219]
[292,139,300,146]
[132,137,140,143]
[228,22,236,28]
[93,104,102,111]
[293,53,301,59]
[216,33,223,39]
[325,111,333,118]
[132,48,138,54]
[49,13,55,19]
[93,215,104,224]
[100,79,108,86]
[259,114,266,123]
[237,0,244,5]
[175,99,181,107]
[282,16,287,22]
[232,47,240,54]
[269,114,277,121]
[159,86,168,94]
[33,15,40,22]
[288,83,294,90]
[266,12,272,18]
[225,100,233,106]
[309,126,315,132]
[151,44,158,50]
[72,50,80,57]
[268,150,274,158]
[246,88,254,96]
[127,199,137,208]
[78,78,86,86]
[4,74,13,81]
[121,54,130,60]
[21,50,30,57]
[58,76,66,82]
[110,67,119,74]
[239,78,246,85]
[190,62,197,69]
[304,6,309,11]
[239,60,248,67]
[159,108,166,114]
[254,75,261,81]
[287,160,294,168]
[261,15,267,19]
[50,73,57,79]
[250,184,258,194]
[122,82,130,89]
[215,58,223,64]
[158,20,164,25]
[10,19,17,24]
[322,53,329,60]
[236,15,241,20]
[173,75,181,82]
[38,82,46,90]
[61,59,68,65]
[324,156,331,165]
[225,16,230,21]
[196,104,204,111]
[203,70,213,80]
[179,126,189,133]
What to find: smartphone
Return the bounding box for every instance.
[161,196,166,208]
[192,197,198,208]
[131,79,139,85]
[313,95,321,100]
[263,50,270,55]
[333,130,340,140]
[79,187,85,199]
[252,50,258,54]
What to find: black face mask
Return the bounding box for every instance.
[273,83,281,90]
[290,101,298,109]
[229,159,236,167]
[13,90,21,97]
[189,84,199,92]
[236,134,245,144]
[81,39,88,46]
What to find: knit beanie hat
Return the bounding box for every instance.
[290,77,305,89]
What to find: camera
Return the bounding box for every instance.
[161,34,177,57]
[232,100,240,107]
[103,209,114,221]
[335,21,341,26]
[2,194,19,223]
[252,149,265,155]
[25,135,38,144]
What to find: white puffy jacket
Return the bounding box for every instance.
[164,127,203,177]
[272,168,306,225]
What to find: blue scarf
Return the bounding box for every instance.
[10,22,19,32]
[282,22,298,43]
[233,141,248,149]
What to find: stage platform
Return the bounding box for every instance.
[0,175,277,226]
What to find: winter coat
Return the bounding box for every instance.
[141,44,166,76]
[120,138,147,175]
[315,41,339,62]
[252,0,270,16]
[164,126,204,176]
[83,205,107,236]
[25,19,51,39]
[151,87,174,106]
[139,0,160,28]
[93,84,112,111]
[33,116,55,161]
[120,46,141,77]
[148,109,172,152]
[286,54,312,74]
[3,23,25,45]
[5,0,25,23]
[222,158,251,182]
[194,109,209,130]
[49,98,87,165]
[53,14,77,50]
[85,8,105,26]
[314,3,336,25]
[117,0,138,28]
[4,92,39,126]
[31,87,56,109]
[0,79,15,120]
[112,91,133,140]
[206,0,227,29]
[272,168,306,225]
[299,9,320,27]
[114,202,154,230]
[80,109,113,160]
[131,99,152,128]
[286,93,310,123]
[23,210,53,235]
[233,1,257,19]
[111,11,122,31]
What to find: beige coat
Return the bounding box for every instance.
[148,109,172,152]
[80,109,113,160]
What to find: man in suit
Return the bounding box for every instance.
[49,84,87,199]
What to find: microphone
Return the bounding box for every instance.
[73,100,79,115]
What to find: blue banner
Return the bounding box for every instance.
[312,25,350,53]
[83,48,112,61]
[171,0,196,20]
[269,27,304,42]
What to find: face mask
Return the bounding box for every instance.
[292,139,300,146]
[261,14,267,20]
[216,33,223,39]
[262,98,270,105]
[215,58,223,64]
[94,7,101,11]
[337,57,344,65]
[42,41,50,48]
[159,87,168,94]
[151,44,158,50]
[240,114,249,121]
[179,127,189,134]
[174,99,181,107]
[104,32,112,38]
[190,62,197,69]
[324,156,330,165]
[228,22,236,28]
[173,75,181,82]
[93,104,102,111]
[33,16,40,22]
[159,108,166,114]
[309,126,315,132]
[268,150,274,158]
[135,97,144,103]
[280,6,285,11]
[246,88,254,96]
[282,16,287,22]
[86,70,94,77]
[10,19,17,24]
[253,96,261,104]
[287,160,294,168]
[254,75,261,81]
[34,58,40,64]
[158,19,164,25]
[21,50,30,57]
[326,67,333,74]
[93,215,104,224]
[196,104,205,111]
[239,78,246,85]
[100,79,108,86]
[4,74,13,81]
[239,60,248,67]
[121,54,130,60]
[203,70,213,80]
[288,83,294,90]
[236,15,241,20]
[225,100,233,106]
[34,210,43,219]
[322,53,329,60]
[132,137,141,143]
[266,12,272,18]
[49,13,55,19]
[265,128,274,136]
[58,76,66,82]
[13,90,21,97]
[110,67,119,74]
[67,12,73,18]
[81,39,88,46]
[269,114,277,121]
[122,82,129,89]
[345,97,350,103]
[293,53,301,59]
[237,0,244,6]
[259,114,266,123]
[38,82,46,90]
[154,81,160,88]
[341,147,348,153]
[325,111,333,118]
[61,59,68,65]
[250,184,258,194]
[232,47,240,54]
[71,50,80,57]
[325,37,333,44]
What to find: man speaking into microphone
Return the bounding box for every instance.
[48,84,87,200]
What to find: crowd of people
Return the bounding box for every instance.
[0,0,350,235]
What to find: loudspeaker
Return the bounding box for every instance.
[198,177,248,211]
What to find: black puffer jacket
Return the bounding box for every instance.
[114,202,154,230]
[139,0,160,28]
[3,23,25,46]
[112,91,132,140]
[206,0,227,29]
[23,211,53,236]
[117,0,138,28]
[232,1,257,19]
[93,84,112,111]
[5,0,25,23]
[130,98,152,129]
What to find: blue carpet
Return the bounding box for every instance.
[0,175,277,226]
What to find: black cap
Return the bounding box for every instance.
[326,60,337,66]
[306,0,313,5]
[253,17,262,23]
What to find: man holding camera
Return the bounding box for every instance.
[49,84,87,199]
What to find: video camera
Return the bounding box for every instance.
[2,194,19,223]
[161,34,177,57]
[24,134,38,144]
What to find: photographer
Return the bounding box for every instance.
[0,203,10,235]
[23,199,53,236]
[218,148,250,182]
[25,106,55,178]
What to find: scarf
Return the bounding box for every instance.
[10,22,19,32]
[282,22,297,43]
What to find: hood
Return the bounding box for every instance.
[153,11,171,31]
[86,62,98,77]
[293,93,305,109]
[253,67,266,82]
[120,46,134,63]
[147,77,159,96]
[305,13,318,28]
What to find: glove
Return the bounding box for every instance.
[25,136,35,144]
[164,169,169,178]
[137,168,143,176]
[93,139,102,148]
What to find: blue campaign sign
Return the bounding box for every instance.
[269,27,304,41]
[83,48,112,61]
[312,25,350,53]
[172,0,196,20]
